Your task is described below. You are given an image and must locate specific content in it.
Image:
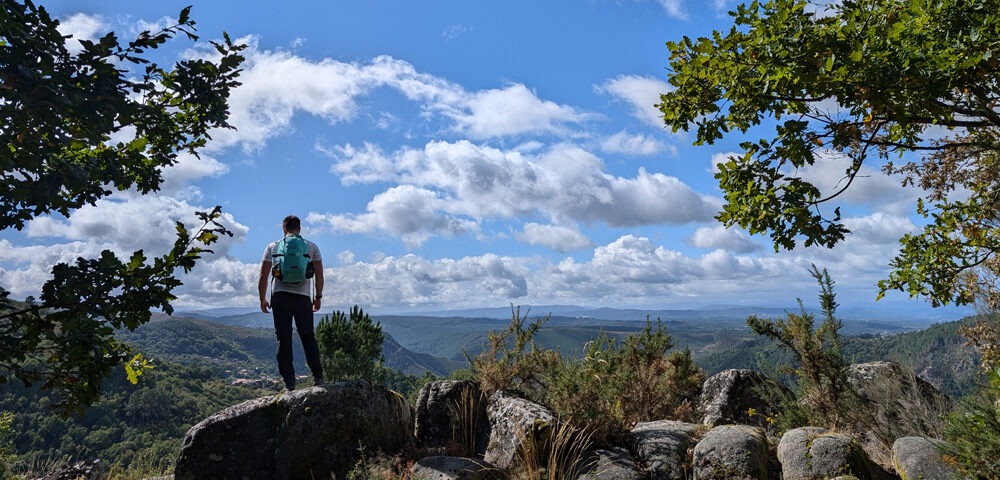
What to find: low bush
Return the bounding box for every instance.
[469,306,704,445]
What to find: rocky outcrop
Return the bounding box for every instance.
[692,424,768,480]
[483,390,556,470]
[174,380,413,480]
[777,427,873,480]
[576,447,642,480]
[697,369,791,428]
[415,380,489,455]
[409,456,504,480]
[630,420,700,480]
[848,361,953,464]
[36,459,103,480]
[892,437,963,480]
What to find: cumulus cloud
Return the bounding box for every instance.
[307,186,480,248]
[601,130,669,156]
[25,195,248,257]
[516,223,593,253]
[322,140,720,246]
[685,226,762,253]
[56,13,106,52]
[193,44,587,151]
[795,152,919,215]
[597,75,672,127]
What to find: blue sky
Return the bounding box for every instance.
[0,0,973,319]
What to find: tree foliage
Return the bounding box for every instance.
[660,0,1000,308]
[316,306,386,382]
[0,0,245,414]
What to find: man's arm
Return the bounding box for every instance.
[312,260,324,312]
[259,261,272,313]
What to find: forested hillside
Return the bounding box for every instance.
[0,362,261,475]
[120,315,463,378]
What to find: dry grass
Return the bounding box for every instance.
[447,385,486,458]
[512,421,594,480]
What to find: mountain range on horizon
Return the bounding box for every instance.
[179,301,967,326]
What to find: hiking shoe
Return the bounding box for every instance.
[313,376,325,386]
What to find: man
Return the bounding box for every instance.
[259,215,324,390]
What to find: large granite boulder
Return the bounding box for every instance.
[415,380,489,455]
[777,427,873,480]
[576,447,642,480]
[483,390,556,470]
[892,437,964,480]
[848,361,953,464]
[692,425,768,480]
[630,420,700,480]
[409,456,504,480]
[174,380,414,480]
[697,369,791,428]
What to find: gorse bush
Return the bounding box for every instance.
[469,307,704,444]
[543,320,703,443]
[747,264,855,431]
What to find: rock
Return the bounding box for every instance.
[36,459,103,480]
[697,369,791,428]
[415,380,489,455]
[483,390,556,470]
[576,447,642,480]
[892,437,963,480]
[174,380,413,480]
[777,427,873,480]
[848,361,953,464]
[630,420,700,480]
[692,424,768,480]
[409,456,504,480]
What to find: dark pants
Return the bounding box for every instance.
[271,291,323,388]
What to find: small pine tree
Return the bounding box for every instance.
[315,305,386,382]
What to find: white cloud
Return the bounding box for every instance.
[323,140,721,246]
[25,195,248,257]
[685,226,762,253]
[656,0,688,19]
[307,186,480,248]
[56,13,106,53]
[517,223,593,252]
[443,25,471,41]
[447,84,590,139]
[795,152,919,215]
[710,151,741,174]
[597,75,672,128]
[159,153,229,193]
[601,130,669,156]
[193,44,587,151]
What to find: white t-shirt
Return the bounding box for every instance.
[262,236,322,298]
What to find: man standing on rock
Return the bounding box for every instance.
[259,215,325,390]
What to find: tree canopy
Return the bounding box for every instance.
[659,0,1000,308]
[0,0,245,414]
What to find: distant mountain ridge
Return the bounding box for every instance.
[120,314,463,377]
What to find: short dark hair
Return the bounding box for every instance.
[282,215,301,232]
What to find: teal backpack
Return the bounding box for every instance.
[271,235,313,284]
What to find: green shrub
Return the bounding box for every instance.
[942,371,1000,479]
[470,307,704,444]
[0,412,13,479]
